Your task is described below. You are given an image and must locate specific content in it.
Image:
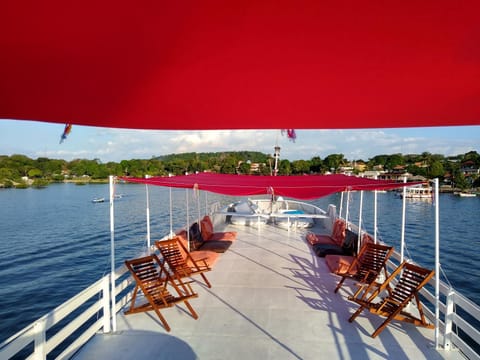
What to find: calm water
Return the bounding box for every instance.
[0,183,479,344]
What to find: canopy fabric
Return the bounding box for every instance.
[122,173,422,200]
[1,1,479,130]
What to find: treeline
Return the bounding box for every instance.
[0,151,479,188]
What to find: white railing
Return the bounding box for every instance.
[386,252,480,360]
[0,276,111,360]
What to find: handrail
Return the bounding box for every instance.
[0,275,111,360]
[386,252,480,360]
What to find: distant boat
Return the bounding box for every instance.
[456,192,477,198]
[400,185,433,200]
[92,197,105,203]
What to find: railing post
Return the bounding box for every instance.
[103,275,111,333]
[443,289,455,351]
[33,319,46,360]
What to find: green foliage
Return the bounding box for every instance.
[0,150,478,189]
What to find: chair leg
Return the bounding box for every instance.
[348,305,366,323]
[153,308,171,332]
[201,273,212,288]
[334,277,345,293]
[128,285,140,312]
[184,300,199,320]
[371,310,402,338]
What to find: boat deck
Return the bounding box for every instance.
[73,220,464,360]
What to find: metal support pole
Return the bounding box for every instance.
[434,178,440,349]
[358,190,363,252]
[145,175,151,250]
[400,176,407,262]
[374,175,378,244]
[109,175,116,332]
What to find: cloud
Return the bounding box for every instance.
[1,120,479,162]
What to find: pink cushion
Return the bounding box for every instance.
[325,254,356,275]
[200,217,214,240]
[332,219,346,246]
[188,250,219,267]
[201,215,237,241]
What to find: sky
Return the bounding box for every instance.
[0,119,479,163]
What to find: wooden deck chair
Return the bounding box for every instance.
[124,254,199,332]
[334,242,394,297]
[155,237,213,288]
[348,261,435,338]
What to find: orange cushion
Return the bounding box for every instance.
[306,232,337,246]
[188,250,220,268]
[208,231,237,241]
[202,215,214,230]
[200,218,214,240]
[306,233,319,245]
[332,220,346,246]
[325,254,356,275]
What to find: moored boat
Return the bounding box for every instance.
[456,192,477,197]
[400,185,433,200]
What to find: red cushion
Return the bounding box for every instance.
[200,217,214,240]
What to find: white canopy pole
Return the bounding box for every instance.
[400,176,407,262]
[144,175,151,250]
[357,190,364,252]
[186,188,190,251]
[345,190,350,225]
[205,192,208,216]
[374,176,378,244]
[169,173,174,238]
[433,178,440,349]
[196,187,201,222]
[109,175,117,332]
[339,191,344,219]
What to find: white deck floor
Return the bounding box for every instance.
[73,220,465,360]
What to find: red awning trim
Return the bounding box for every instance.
[121,173,423,200]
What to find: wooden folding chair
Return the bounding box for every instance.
[334,242,394,297]
[124,254,199,332]
[348,261,435,338]
[155,237,213,288]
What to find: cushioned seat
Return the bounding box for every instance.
[311,228,358,258]
[326,233,374,274]
[155,237,214,288]
[306,218,346,247]
[200,215,237,242]
[176,230,220,266]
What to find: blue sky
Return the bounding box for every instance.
[0,119,478,162]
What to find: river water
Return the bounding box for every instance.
[0,183,479,344]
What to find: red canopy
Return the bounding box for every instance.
[1,1,479,130]
[123,173,421,200]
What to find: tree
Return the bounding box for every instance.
[324,154,345,173]
[453,168,469,190]
[28,168,43,178]
[309,156,323,173]
[238,161,251,175]
[278,159,292,175]
[291,160,311,174]
[219,154,237,174]
[429,161,444,179]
